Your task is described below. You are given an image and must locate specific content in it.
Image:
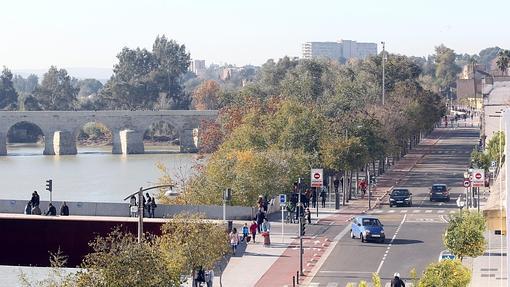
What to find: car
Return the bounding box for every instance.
[350,216,385,243]
[430,184,450,202]
[389,188,412,207]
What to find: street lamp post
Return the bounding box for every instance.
[124,184,174,243]
[381,41,386,106]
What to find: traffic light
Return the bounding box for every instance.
[46,179,53,192]
[300,220,306,236]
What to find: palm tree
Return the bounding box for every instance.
[496,50,510,75]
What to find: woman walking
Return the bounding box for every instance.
[229,227,240,255]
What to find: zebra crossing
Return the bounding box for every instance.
[301,282,414,287]
[369,209,456,215]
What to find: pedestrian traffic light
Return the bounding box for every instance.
[300,220,306,236]
[46,179,52,192]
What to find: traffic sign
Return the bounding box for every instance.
[279,194,287,206]
[471,169,485,187]
[491,161,497,168]
[311,169,323,187]
[463,179,470,188]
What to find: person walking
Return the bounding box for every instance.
[261,219,271,247]
[31,191,40,207]
[305,207,311,224]
[24,201,32,215]
[320,188,327,208]
[242,223,249,242]
[45,203,57,216]
[229,227,240,255]
[60,202,69,216]
[255,209,265,233]
[311,189,317,208]
[145,193,152,217]
[150,196,157,218]
[249,221,258,243]
[129,195,137,217]
[390,272,405,287]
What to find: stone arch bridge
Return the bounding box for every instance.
[0,110,217,155]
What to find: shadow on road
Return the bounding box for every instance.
[390,238,424,245]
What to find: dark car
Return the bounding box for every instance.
[430,184,450,202]
[389,188,412,207]
[350,216,385,243]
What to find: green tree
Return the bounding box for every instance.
[496,49,510,74]
[444,211,486,261]
[192,80,220,110]
[478,47,501,69]
[486,131,505,165]
[434,44,461,92]
[33,66,78,110]
[418,259,471,287]
[0,67,19,110]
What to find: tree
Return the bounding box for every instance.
[434,44,461,92]
[478,47,501,69]
[33,66,78,110]
[418,259,471,287]
[197,119,223,154]
[444,211,486,261]
[159,213,229,286]
[0,67,19,110]
[99,35,190,110]
[486,131,505,165]
[496,49,510,75]
[192,80,220,110]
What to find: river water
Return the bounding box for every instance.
[0,144,195,203]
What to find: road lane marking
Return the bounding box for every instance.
[412,210,421,213]
[376,214,407,274]
[388,210,395,213]
[319,271,373,274]
[400,210,408,213]
[437,210,445,213]
[425,210,432,213]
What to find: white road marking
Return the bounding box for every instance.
[374,210,383,213]
[388,210,395,213]
[425,210,432,213]
[437,210,445,213]
[412,210,421,213]
[319,271,373,274]
[400,210,408,213]
[326,283,339,287]
[376,214,407,274]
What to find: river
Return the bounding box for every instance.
[0,144,195,203]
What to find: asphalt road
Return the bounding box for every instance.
[308,126,480,287]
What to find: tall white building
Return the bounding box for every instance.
[302,39,377,61]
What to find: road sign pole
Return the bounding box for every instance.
[316,187,319,217]
[281,206,284,243]
[297,178,304,276]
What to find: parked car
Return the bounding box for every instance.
[350,216,385,243]
[389,188,412,207]
[429,184,450,202]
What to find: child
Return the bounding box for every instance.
[306,207,311,224]
[249,221,258,243]
[242,223,249,242]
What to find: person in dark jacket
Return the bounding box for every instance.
[45,203,57,216]
[31,191,40,207]
[60,202,69,216]
[24,201,32,215]
[391,273,405,287]
[255,209,265,233]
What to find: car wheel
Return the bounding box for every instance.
[389,204,392,208]
[446,197,450,202]
[360,233,365,242]
[350,230,355,239]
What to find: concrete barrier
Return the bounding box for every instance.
[0,199,255,220]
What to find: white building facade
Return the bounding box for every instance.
[302,39,377,61]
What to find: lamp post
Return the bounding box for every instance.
[124,184,174,243]
[381,41,386,106]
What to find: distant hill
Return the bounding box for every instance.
[12,67,112,83]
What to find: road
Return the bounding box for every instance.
[308,125,479,287]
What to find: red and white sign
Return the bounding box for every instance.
[471,169,485,187]
[311,169,323,187]
[463,179,470,188]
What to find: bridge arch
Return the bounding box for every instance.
[5,121,45,155]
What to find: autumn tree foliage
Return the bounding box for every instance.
[192,80,220,110]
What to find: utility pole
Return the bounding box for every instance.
[298,178,304,276]
[381,41,386,106]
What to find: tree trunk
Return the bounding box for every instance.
[372,160,376,177]
[355,171,359,198]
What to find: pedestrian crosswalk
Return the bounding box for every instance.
[369,209,457,215]
[301,283,414,287]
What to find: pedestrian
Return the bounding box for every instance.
[249,221,258,243]
[145,192,152,215]
[150,196,157,218]
[333,177,340,193]
[257,195,264,210]
[31,191,40,207]
[286,202,295,223]
[31,204,42,215]
[263,195,269,212]
[24,201,32,215]
[305,207,311,224]
[242,223,249,242]
[45,203,57,216]
[261,219,271,247]
[60,202,69,216]
[205,269,214,287]
[255,209,265,233]
[229,227,240,255]
[390,272,405,287]
[311,189,317,208]
[195,267,206,287]
[320,188,327,208]
[129,195,137,217]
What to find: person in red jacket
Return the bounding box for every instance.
[249,221,258,243]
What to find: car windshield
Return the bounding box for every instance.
[432,185,446,192]
[362,218,381,226]
[391,189,409,196]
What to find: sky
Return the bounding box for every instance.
[1,0,509,76]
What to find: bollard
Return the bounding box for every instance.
[297,271,300,284]
[292,276,296,287]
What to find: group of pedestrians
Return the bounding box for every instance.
[24,191,69,216]
[129,192,157,218]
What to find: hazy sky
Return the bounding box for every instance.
[1,0,509,70]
